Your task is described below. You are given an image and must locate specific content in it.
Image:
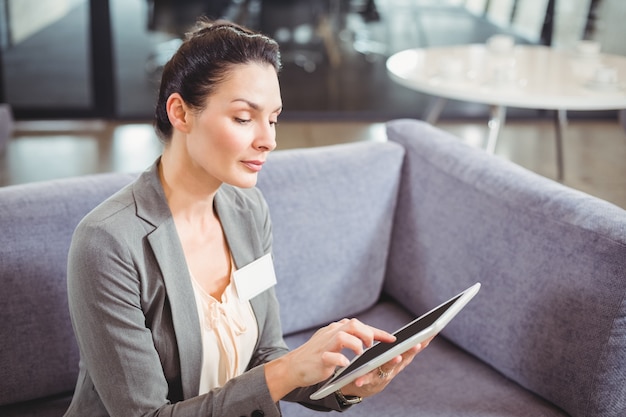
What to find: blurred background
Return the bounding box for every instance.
[0,0,625,207]
[1,0,623,120]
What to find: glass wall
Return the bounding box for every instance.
[1,0,92,112]
[110,0,175,119]
[0,0,623,120]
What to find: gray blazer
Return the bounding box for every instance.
[64,161,342,417]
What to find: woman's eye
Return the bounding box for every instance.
[235,117,251,124]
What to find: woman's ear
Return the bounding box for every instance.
[166,93,191,134]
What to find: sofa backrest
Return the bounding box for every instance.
[258,141,405,335]
[0,173,136,406]
[0,139,405,406]
[384,119,626,417]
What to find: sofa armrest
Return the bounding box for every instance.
[0,172,137,407]
[384,119,626,417]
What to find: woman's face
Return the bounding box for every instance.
[183,62,282,189]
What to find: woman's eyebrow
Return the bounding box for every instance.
[232,98,260,110]
[231,98,282,113]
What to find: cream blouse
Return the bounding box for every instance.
[189,260,259,394]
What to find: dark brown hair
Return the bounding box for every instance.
[154,19,282,142]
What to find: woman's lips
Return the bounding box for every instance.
[241,160,264,172]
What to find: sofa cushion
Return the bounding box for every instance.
[257,141,405,335]
[0,393,72,417]
[384,119,626,417]
[281,301,568,417]
[0,173,136,406]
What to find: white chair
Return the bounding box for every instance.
[464,0,488,16]
[486,0,515,28]
[510,0,550,43]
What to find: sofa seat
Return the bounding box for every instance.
[281,301,568,417]
[1,395,72,417]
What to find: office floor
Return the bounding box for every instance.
[1,117,625,209]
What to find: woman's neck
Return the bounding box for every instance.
[158,145,221,225]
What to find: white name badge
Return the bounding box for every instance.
[233,253,277,302]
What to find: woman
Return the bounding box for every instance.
[64,19,427,417]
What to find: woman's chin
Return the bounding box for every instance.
[227,174,259,189]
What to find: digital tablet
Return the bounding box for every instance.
[309,282,481,400]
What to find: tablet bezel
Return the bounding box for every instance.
[309,282,481,400]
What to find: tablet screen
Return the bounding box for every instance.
[310,282,480,400]
[333,293,461,378]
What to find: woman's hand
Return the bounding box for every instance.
[340,336,434,399]
[264,318,396,401]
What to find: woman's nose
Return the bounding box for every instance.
[254,123,277,152]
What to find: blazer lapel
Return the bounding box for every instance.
[133,162,202,399]
[214,186,264,269]
[147,225,202,399]
[214,186,271,358]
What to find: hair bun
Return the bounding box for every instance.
[185,18,254,40]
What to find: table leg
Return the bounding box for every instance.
[554,109,566,181]
[486,105,507,154]
[424,97,447,125]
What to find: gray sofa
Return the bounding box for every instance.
[1,119,625,417]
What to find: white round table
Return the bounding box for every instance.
[386,44,626,180]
